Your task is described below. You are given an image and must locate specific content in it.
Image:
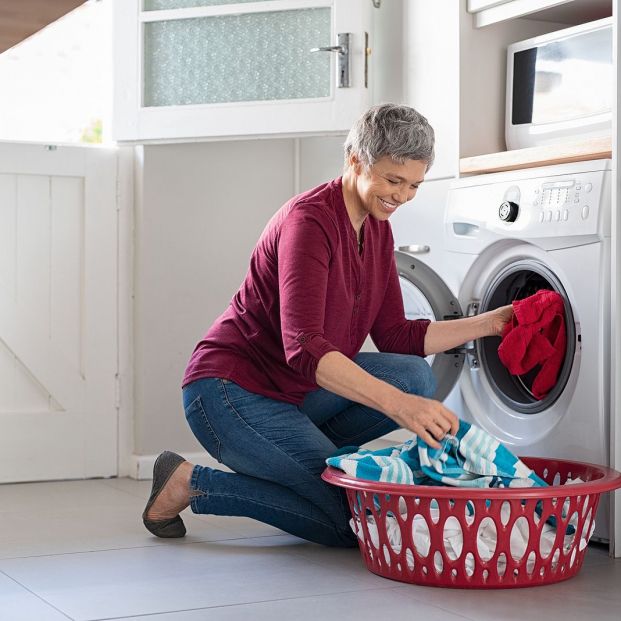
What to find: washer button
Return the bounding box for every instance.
[546,210,553,222]
[554,210,561,221]
[581,205,590,219]
[539,211,545,223]
[585,183,592,193]
[562,209,569,221]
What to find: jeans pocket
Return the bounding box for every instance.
[220,380,257,405]
[184,394,223,463]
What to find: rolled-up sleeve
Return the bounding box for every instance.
[277,208,339,381]
[370,256,430,357]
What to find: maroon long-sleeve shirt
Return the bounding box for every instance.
[182,177,430,404]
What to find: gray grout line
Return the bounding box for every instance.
[0,533,286,562]
[80,585,424,621]
[0,568,76,621]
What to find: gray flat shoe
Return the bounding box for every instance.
[142,451,187,538]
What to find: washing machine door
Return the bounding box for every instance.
[395,249,465,402]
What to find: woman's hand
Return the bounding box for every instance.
[484,304,514,337]
[389,393,460,449]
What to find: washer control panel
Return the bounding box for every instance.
[445,162,611,251]
[533,178,594,225]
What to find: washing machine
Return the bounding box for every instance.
[395,159,613,546]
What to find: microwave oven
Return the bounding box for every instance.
[506,17,612,151]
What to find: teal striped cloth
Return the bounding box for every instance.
[326,419,547,490]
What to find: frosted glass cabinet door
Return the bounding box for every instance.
[113,0,373,142]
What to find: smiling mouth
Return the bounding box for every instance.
[379,198,399,211]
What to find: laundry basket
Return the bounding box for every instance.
[322,457,621,588]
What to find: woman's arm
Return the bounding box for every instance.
[316,350,459,448]
[423,305,514,355]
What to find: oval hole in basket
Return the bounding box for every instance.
[476,516,497,561]
[500,500,512,526]
[497,553,507,577]
[539,524,555,559]
[552,472,561,486]
[464,501,476,526]
[429,499,440,524]
[368,516,380,549]
[526,550,536,574]
[581,496,590,517]
[465,552,475,577]
[551,548,560,570]
[398,496,407,518]
[570,547,577,568]
[443,516,463,560]
[434,550,444,573]
[406,548,415,570]
[564,511,579,552]
[411,514,431,557]
[385,511,402,555]
[510,517,529,561]
[383,544,391,566]
[580,509,593,547]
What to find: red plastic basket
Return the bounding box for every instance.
[322,457,621,588]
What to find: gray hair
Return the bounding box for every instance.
[344,103,435,171]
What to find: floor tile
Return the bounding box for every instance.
[0,572,70,621]
[0,479,138,514]
[0,536,390,621]
[110,588,470,621]
[0,480,247,559]
[400,554,621,621]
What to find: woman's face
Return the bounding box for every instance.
[351,155,427,222]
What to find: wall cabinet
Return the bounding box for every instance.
[403,0,612,178]
[112,0,374,142]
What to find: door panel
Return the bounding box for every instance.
[0,143,119,483]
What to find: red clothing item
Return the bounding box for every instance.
[497,290,566,400]
[183,177,430,404]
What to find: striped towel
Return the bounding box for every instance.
[326,419,547,490]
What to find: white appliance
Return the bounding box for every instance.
[506,17,612,150]
[396,160,612,544]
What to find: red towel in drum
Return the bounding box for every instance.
[497,290,566,400]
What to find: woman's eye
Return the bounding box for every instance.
[386,178,399,185]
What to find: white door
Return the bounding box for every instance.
[113,0,373,142]
[0,142,119,483]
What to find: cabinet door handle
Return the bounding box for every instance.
[310,33,351,88]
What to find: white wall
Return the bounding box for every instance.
[134,137,345,456]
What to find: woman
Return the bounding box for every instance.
[142,104,513,546]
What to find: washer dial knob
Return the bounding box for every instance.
[499,200,519,222]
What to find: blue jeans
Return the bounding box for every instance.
[182,352,436,547]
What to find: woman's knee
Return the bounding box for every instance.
[354,352,436,399]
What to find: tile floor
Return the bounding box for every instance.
[0,477,619,621]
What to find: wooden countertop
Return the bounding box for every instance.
[459,136,612,175]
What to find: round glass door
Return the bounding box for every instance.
[395,251,464,402]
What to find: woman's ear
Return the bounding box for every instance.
[349,154,363,175]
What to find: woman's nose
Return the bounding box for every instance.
[392,187,411,204]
